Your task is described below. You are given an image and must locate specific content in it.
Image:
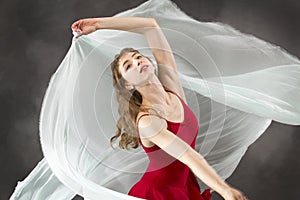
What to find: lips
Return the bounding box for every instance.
[140,65,148,73]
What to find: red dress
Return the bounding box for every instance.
[128,90,211,200]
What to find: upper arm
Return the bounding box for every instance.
[138,114,196,166]
[143,19,187,103]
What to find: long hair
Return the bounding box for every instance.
[110,47,166,150]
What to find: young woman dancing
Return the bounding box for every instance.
[71,16,248,200]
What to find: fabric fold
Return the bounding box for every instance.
[9,158,76,200]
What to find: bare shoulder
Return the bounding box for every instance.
[136,111,167,139]
[136,111,149,126]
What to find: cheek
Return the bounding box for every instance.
[123,70,140,84]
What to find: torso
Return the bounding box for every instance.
[136,90,185,148]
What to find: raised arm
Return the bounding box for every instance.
[137,114,248,200]
[71,17,187,103]
[142,20,187,104]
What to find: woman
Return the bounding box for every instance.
[71,16,248,200]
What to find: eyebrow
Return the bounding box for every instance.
[122,52,138,69]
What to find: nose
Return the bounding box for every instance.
[137,60,142,66]
[133,59,142,67]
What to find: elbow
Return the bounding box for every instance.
[142,18,159,36]
[149,18,158,27]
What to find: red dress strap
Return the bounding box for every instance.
[165,89,182,101]
[165,89,175,95]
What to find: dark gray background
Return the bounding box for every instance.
[1,0,300,199]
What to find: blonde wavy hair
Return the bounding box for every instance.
[110,47,168,150]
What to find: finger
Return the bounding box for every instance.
[238,194,244,200]
[75,31,83,38]
[71,25,78,32]
[71,21,79,30]
[71,20,82,31]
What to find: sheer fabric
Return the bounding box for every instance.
[10,0,300,199]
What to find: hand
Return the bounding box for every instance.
[71,18,99,38]
[223,187,248,200]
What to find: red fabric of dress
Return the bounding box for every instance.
[128,90,212,200]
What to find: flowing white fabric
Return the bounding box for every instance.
[10,0,300,199]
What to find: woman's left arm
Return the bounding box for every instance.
[72,17,187,103]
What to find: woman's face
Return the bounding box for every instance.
[118,51,155,88]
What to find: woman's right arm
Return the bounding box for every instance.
[138,114,247,200]
[71,17,187,103]
[71,17,156,37]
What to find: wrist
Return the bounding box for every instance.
[95,18,102,30]
[218,182,232,198]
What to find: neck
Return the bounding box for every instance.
[135,73,171,110]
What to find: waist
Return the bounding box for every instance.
[142,162,190,186]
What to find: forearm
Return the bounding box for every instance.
[184,149,231,198]
[95,16,157,35]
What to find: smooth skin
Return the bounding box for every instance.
[71,16,248,200]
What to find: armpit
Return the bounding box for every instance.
[157,64,187,104]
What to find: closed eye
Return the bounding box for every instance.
[126,64,131,71]
[125,55,141,71]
